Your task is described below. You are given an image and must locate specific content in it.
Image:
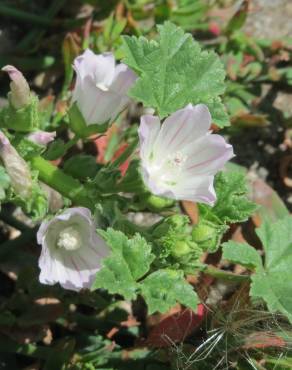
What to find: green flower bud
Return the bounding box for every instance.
[140,193,175,212]
[171,240,191,258]
[152,214,189,238]
[192,220,228,253]
[2,65,40,132]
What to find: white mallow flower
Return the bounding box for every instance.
[138,104,234,205]
[37,207,109,291]
[72,49,136,126]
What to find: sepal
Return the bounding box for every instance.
[68,102,108,138]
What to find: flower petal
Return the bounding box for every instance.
[73,50,115,85]
[171,175,217,205]
[154,104,212,157]
[110,63,137,94]
[183,134,234,176]
[139,115,161,161]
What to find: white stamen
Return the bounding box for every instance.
[57,226,81,251]
[96,82,109,92]
[167,151,187,169]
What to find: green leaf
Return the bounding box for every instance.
[223,216,292,323]
[1,94,40,132]
[92,229,154,300]
[250,217,292,322]
[199,170,258,224]
[68,102,108,138]
[44,139,66,160]
[140,269,199,314]
[222,241,262,269]
[170,0,208,31]
[122,21,228,127]
[225,0,249,35]
[63,155,100,180]
[12,136,44,160]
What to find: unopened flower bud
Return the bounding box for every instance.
[2,65,30,109]
[140,193,175,212]
[152,214,189,238]
[171,240,192,258]
[0,131,32,198]
[27,131,56,146]
[192,221,228,252]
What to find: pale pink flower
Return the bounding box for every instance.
[72,49,136,125]
[37,207,109,291]
[138,104,234,205]
[2,65,30,109]
[27,131,56,146]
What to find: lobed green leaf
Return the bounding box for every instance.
[92,228,154,300]
[122,21,229,127]
[140,269,199,314]
[223,216,292,323]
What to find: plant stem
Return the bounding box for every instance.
[30,156,93,209]
[204,266,250,283]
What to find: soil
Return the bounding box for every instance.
[230,0,292,210]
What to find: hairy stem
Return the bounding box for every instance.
[204,266,250,283]
[30,156,93,209]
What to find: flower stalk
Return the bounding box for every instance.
[30,156,92,209]
[204,266,250,283]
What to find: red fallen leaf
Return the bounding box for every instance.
[146,304,206,348]
[242,331,286,350]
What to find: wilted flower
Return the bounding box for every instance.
[2,65,30,109]
[37,207,109,291]
[138,104,234,205]
[72,49,136,125]
[0,131,32,198]
[27,131,56,146]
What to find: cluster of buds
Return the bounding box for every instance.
[152,215,202,270]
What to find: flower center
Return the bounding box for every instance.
[96,82,109,92]
[57,226,82,251]
[167,151,187,169]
